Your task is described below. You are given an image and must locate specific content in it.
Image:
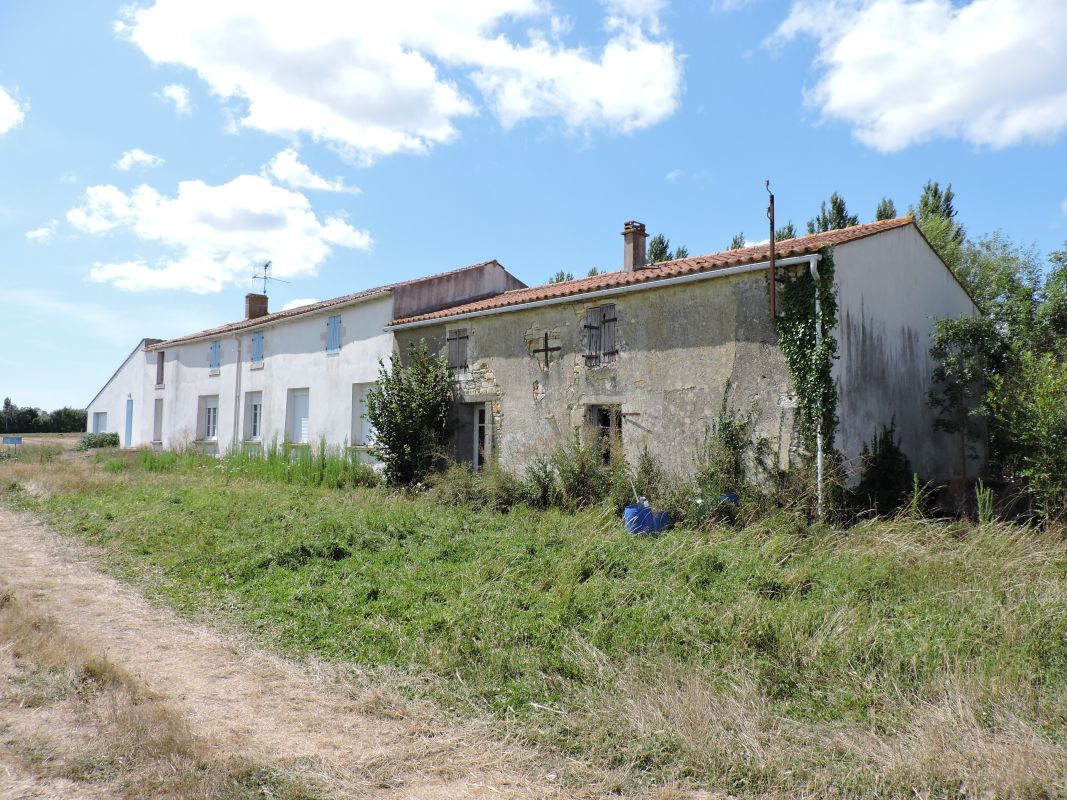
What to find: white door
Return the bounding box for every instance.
[291,390,309,443]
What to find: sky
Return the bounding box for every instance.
[1,0,1065,410]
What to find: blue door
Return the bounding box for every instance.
[125,399,133,448]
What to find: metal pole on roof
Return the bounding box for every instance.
[767,181,776,320]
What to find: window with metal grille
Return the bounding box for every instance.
[446,328,469,370]
[582,303,617,367]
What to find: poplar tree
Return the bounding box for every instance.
[807,192,858,234]
[875,197,897,221]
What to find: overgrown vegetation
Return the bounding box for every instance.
[366,341,455,486]
[853,421,913,516]
[1,397,86,434]
[77,432,120,450]
[4,455,1064,798]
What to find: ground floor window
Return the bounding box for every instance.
[287,388,310,444]
[92,412,107,433]
[152,398,163,443]
[586,404,622,465]
[198,395,219,440]
[244,391,262,441]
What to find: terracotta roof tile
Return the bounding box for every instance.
[389,217,914,326]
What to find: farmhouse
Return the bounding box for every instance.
[87,216,980,482]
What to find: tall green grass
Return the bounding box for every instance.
[10,456,1065,797]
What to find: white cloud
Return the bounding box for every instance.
[159,83,191,115]
[265,148,358,193]
[26,220,58,243]
[115,148,165,171]
[770,0,1067,151]
[117,1,682,162]
[67,174,371,293]
[281,297,319,311]
[665,168,682,182]
[0,86,26,134]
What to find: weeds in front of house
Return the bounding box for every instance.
[4,448,1065,798]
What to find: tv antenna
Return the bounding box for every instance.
[252,260,289,296]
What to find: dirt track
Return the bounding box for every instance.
[0,507,575,799]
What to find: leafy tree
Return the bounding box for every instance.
[647,233,671,264]
[807,192,858,234]
[914,180,964,242]
[728,232,745,250]
[548,270,574,284]
[875,197,897,221]
[0,398,86,433]
[775,222,796,241]
[673,245,689,259]
[366,342,456,486]
[586,267,602,277]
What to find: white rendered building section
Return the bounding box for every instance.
[150,294,394,453]
[85,339,159,446]
[832,225,981,481]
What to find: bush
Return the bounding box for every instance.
[522,456,559,509]
[550,432,609,510]
[366,342,455,487]
[77,432,119,450]
[852,421,913,515]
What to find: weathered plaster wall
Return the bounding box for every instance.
[392,261,526,320]
[397,272,797,476]
[833,225,982,481]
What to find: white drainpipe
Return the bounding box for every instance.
[809,256,824,521]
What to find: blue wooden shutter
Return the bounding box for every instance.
[251,332,264,363]
[210,340,221,370]
[327,315,341,353]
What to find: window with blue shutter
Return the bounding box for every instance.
[209,340,221,371]
[251,332,264,364]
[326,315,341,354]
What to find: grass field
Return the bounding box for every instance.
[3,449,1065,798]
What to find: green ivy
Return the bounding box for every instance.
[774,246,839,457]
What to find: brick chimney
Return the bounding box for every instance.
[245,293,269,320]
[622,220,648,272]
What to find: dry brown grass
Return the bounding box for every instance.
[0,583,320,800]
[573,658,1067,799]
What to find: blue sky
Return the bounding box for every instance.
[1,0,1064,409]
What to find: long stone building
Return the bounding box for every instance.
[87,216,981,481]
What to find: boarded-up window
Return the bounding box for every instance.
[586,404,622,465]
[155,351,165,385]
[447,328,469,370]
[583,304,618,366]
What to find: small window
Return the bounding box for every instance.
[251,332,264,364]
[586,404,622,465]
[244,391,263,441]
[155,351,165,385]
[582,304,617,367]
[326,315,341,354]
[447,328,469,370]
[92,412,107,433]
[209,340,221,371]
[199,395,219,440]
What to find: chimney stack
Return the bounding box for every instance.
[622,220,648,272]
[245,293,269,320]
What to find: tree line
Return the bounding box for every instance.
[1,398,87,434]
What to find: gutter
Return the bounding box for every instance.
[387,253,823,330]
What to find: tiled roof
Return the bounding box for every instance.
[147,260,503,350]
[389,217,915,326]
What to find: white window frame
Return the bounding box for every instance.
[199,395,220,441]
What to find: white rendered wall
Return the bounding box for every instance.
[151,295,394,453]
[832,225,981,482]
[85,340,157,447]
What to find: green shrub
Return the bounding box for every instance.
[366,342,455,486]
[77,432,119,450]
[522,455,559,509]
[550,431,608,509]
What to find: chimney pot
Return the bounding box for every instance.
[245,293,269,320]
[622,220,648,272]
